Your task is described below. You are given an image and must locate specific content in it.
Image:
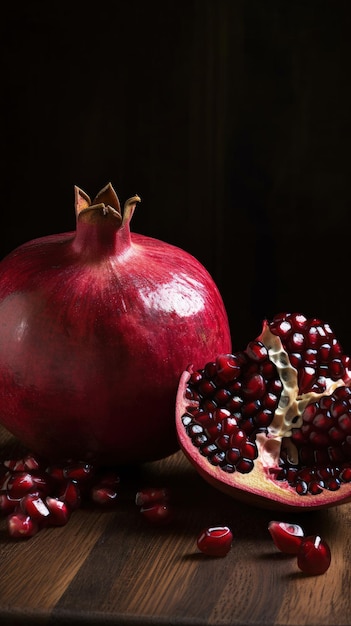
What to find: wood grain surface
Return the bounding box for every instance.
[1,423,351,626]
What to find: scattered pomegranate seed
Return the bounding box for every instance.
[20,493,51,524]
[297,535,331,575]
[6,472,37,498]
[23,453,41,472]
[0,490,21,514]
[7,512,39,538]
[57,479,81,511]
[197,526,233,557]
[140,502,173,525]
[63,461,94,481]
[135,487,171,507]
[268,520,305,554]
[90,485,118,506]
[45,497,71,526]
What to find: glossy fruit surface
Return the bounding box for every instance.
[176,312,351,510]
[297,535,331,575]
[0,184,231,465]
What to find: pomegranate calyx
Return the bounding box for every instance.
[75,183,122,226]
[122,194,142,227]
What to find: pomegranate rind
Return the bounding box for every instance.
[175,370,351,511]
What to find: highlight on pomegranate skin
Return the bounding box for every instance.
[0,183,232,466]
[176,312,351,511]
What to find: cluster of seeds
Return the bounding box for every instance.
[181,312,351,498]
[277,385,351,494]
[0,454,121,538]
[0,451,177,539]
[182,340,282,474]
[269,312,349,393]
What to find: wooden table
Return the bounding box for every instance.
[1,424,351,626]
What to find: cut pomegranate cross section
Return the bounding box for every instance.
[176,312,351,511]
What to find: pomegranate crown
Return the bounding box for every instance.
[74,182,141,226]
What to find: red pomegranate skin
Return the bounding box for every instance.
[0,185,231,465]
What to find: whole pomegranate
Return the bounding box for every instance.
[0,183,231,465]
[176,312,351,510]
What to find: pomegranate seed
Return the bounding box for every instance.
[7,512,39,538]
[340,467,351,482]
[45,497,71,526]
[290,312,307,330]
[6,472,37,498]
[57,479,81,510]
[23,453,41,472]
[63,462,94,481]
[0,490,21,514]
[96,470,120,488]
[225,447,240,464]
[135,487,170,506]
[245,341,268,362]
[243,374,266,400]
[20,493,51,523]
[140,502,173,525]
[297,535,331,575]
[236,458,254,473]
[46,464,66,482]
[215,354,241,382]
[197,526,233,557]
[3,458,26,471]
[268,521,305,554]
[90,485,118,506]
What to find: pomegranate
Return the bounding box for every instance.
[0,183,231,465]
[176,312,351,510]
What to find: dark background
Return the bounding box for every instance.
[2,1,351,351]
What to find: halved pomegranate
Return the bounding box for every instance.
[175,312,351,511]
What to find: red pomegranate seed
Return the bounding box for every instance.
[341,467,351,481]
[243,374,266,400]
[57,479,81,510]
[6,472,37,498]
[90,485,118,506]
[297,535,331,575]
[3,458,26,471]
[197,526,233,557]
[135,487,170,506]
[140,502,173,525]
[289,312,307,330]
[268,520,305,554]
[215,354,241,382]
[20,493,51,524]
[46,464,66,482]
[7,512,39,538]
[63,462,94,481]
[245,341,268,362]
[45,497,71,526]
[96,470,120,488]
[0,490,21,514]
[23,453,41,472]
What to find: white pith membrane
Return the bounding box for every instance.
[256,322,345,473]
[176,322,351,510]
